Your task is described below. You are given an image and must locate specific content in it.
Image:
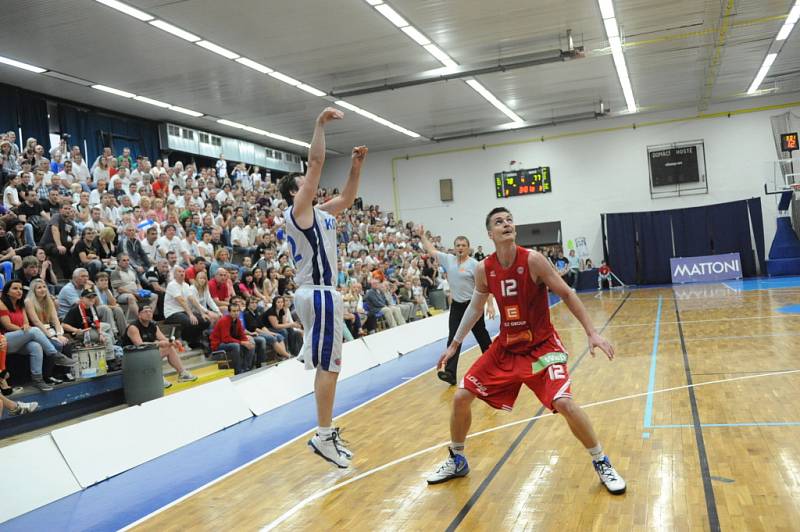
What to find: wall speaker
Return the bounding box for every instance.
[439,178,453,202]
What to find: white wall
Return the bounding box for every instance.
[321,98,800,265]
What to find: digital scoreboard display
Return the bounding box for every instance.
[781,132,799,152]
[494,167,552,198]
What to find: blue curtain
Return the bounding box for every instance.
[58,104,90,158]
[18,92,49,149]
[635,211,674,284]
[672,206,712,257]
[0,85,19,134]
[604,213,637,284]
[83,112,159,163]
[709,200,756,276]
[747,198,766,274]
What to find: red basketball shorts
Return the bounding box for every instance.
[461,334,572,413]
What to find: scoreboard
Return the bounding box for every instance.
[494,167,552,198]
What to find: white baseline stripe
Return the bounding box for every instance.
[261,368,800,531]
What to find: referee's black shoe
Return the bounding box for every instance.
[437,369,456,386]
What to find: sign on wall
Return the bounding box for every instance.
[670,253,742,284]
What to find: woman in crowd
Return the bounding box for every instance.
[264,295,303,356]
[92,157,110,184]
[97,227,117,268]
[0,280,75,391]
[262,267,279,301]
[241,296,291,363]
[189,271,221,326]
[35,247,59,287]
[24,279,74,385]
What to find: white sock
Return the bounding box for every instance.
[450,442,465,457]
[318,426,333,438]
[587,444,604,461]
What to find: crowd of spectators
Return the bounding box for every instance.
[0,132,463,398]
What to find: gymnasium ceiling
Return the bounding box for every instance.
[0,0,799,156]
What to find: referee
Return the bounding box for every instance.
[418,226,494,385]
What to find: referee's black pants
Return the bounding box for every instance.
[444,299,493,378]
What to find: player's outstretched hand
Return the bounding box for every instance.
[352,146,368,163]
[588,332,615,360]
[437,342,460,370]
[317,107,344,125]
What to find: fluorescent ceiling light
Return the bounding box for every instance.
[364,0,383,5]
[196,40,239,60]
[169,106,203,117]
[598,0,615,20]
[235,57,273,74]
[95,0,153,21]
[243,126,269,136]
[134,95,171,108]
[776,23,795,41]
[374,4,408,27]
[465,79,524,123]
[269,71,301,86]
[297,83,326,97]
[0,55,47,73]
[788,3,800,24]
[217,119,247,129]
[92,84,135,98]
[149,20,200,42]
[747,53,778,94]
[401,25,430,45]
[603,17,619,39]
[334,100,422,138]
[423,44,458,69]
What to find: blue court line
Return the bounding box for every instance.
[642,295,663,438]
[652,422,800,428]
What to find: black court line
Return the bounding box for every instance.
[445,292,632,532]
[673,292,721,532]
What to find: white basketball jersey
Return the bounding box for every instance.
[283,206,338,287]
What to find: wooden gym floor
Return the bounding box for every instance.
[131,283,800,531]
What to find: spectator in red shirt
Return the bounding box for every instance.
[208,268,233,312]
[209,298,254,375]
[598,261,613,290]
[185,257,207,284]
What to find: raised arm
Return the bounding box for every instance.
[320,146,367,216]
[529,251,615,360]
[415,225,438,257]
[292,108,343,228]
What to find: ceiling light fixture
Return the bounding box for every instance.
[196,40,240,60]
[465,79,524,123]
[268,71,301,86]
[148,20,200,42]
[422,44,458,69]
[94,0,153,21]
[335,100,422,138]
[133,95,171,108]
[235,57,273,74]
[169,106,204,117]
[91,84,135,98]
[400,26,431,46]
[374,4,408,27]
[598,0,636,113]
[747,1,798,93]
[0,55,47,73]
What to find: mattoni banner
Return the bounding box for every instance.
[670,253,742,283]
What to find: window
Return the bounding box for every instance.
[211,136,222,147]
[274,151,283,161]
[167,124,180,136]
[199,133,210,144]
[266,149,274,158]
[181,128,194,140]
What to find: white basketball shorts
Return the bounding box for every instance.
[294,285,344,373]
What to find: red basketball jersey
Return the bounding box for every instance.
[484,246,556,354]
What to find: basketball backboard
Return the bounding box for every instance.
[762,156,800,195]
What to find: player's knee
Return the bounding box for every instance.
[553,397,577,416]
[453,389,474,409]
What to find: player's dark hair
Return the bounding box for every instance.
[485,207,511,229]
[278,172,303,206]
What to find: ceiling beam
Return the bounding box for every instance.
[330,48,584,98]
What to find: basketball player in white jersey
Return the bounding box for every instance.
[278,107,368,468]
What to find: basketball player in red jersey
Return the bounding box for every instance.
[426,207,625,494]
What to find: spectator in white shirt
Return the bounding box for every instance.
[215,154,227,179]
[157,224,182,258]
